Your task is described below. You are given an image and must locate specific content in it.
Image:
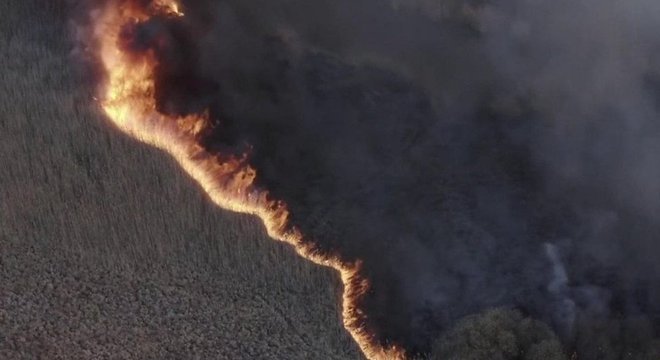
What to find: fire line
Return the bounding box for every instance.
[92,1,405,359]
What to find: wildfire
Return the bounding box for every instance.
[93,1,405,359]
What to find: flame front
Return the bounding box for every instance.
[93,1,405,359]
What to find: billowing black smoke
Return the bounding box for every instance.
[111,0,660,357]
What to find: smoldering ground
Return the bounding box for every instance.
[88,0,660,357]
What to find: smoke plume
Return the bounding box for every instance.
[84,0,660,357]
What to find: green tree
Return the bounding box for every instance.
[430,308,567,360]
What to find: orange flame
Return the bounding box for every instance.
[93,1,405,359]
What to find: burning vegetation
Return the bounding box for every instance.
[88,0,660,359]
[93,1,403,358]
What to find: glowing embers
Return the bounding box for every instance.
[93,1,404,359]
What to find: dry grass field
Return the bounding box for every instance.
[0,1,360,358]
[7,1,656,359]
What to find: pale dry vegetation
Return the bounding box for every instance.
[0,0,359,358]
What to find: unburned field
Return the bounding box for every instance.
[0,1,360,358]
